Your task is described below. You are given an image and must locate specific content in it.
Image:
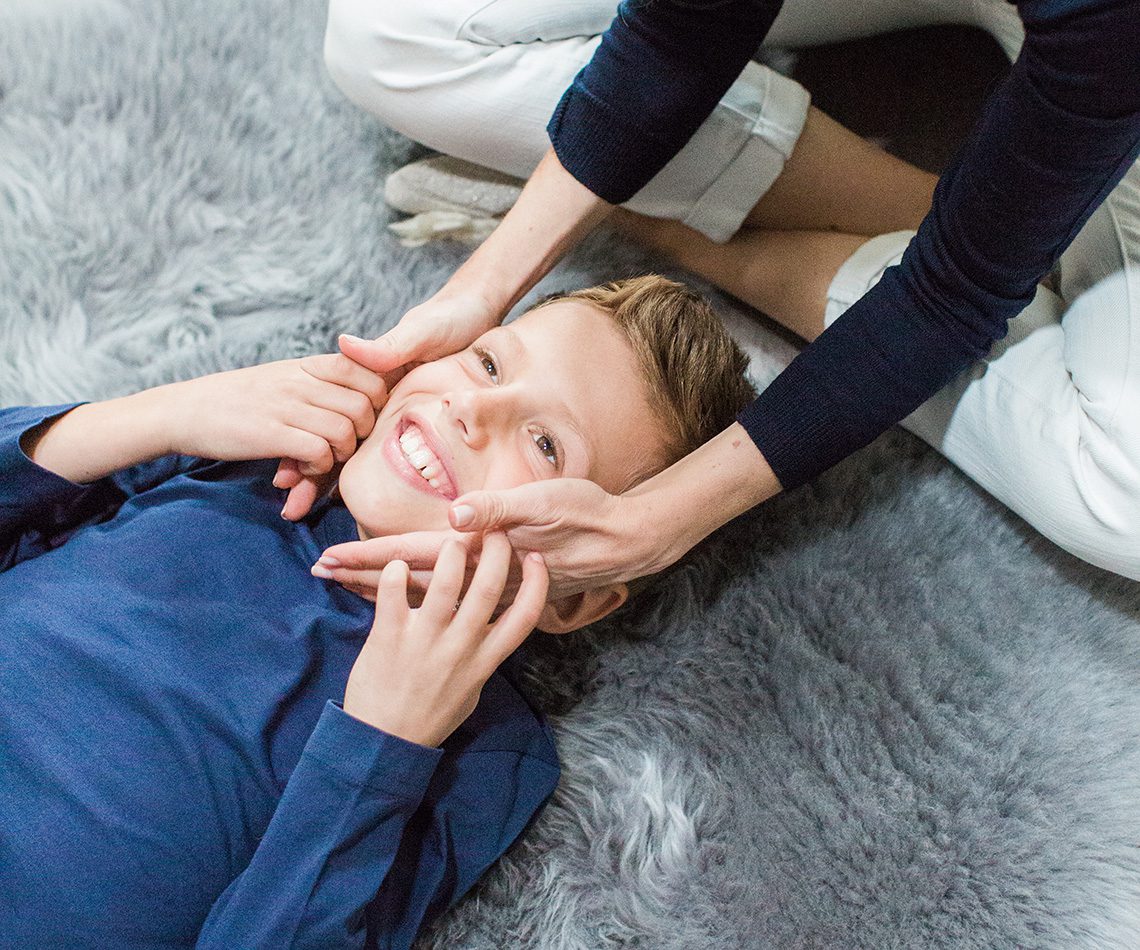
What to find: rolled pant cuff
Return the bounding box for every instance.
[680,68,811,243]
[824,230,915,327]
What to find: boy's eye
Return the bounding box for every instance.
[532,431,558,467]
[474,347,499,384]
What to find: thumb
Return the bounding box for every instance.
[339,328,418,375]
[449,485,559,533]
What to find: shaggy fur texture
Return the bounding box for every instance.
[2,2,1138,946]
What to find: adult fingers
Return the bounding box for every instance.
[449,482,565,533]
[453,532,511,631]
[419,540,469,628]
[325,568,433,607]
[339,329,425,377]
[317,531,460,574]
[340,581,378,603]
[480,553,549,667]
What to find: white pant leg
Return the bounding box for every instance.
[766,0,1024,61]
[823,160,1140,579]
[323,0,809,242]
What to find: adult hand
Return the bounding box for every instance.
[446,479,665,598]
[277,290,502,520]
[339,287,501,380]
[342,533,549,748]
[314,423,781,601]
[313,479,664,603]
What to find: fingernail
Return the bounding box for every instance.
[339,333,366,344]
[528,552,545,564]
[280,506,289,519]
[272,473,283,488]
[451,504,475,528]
[318,555,341,568]
[311,564,334,579]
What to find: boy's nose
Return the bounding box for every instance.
[441,387,517,448]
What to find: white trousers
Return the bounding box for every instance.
[323,0,1020,242]
[324,0,1140,580]
[826,160,1140,579]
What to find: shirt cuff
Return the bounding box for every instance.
[0,404,90,490]
[302,700,444,799]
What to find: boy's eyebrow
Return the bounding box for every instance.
[496,326,527,367]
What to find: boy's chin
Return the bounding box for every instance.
[338,445,452,540]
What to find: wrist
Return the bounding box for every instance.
[625,423,780,575]
[121,385,181,458]
[342,691,443,749]
[444,149,612,317]
[25,388,176,483]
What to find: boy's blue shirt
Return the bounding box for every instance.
[0,404,560,950]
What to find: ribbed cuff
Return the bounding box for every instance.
[548,81,691,206]
[737,363,847,492]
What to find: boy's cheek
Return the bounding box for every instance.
[337,450,452,538]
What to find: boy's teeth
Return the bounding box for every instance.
[399,423,449,493]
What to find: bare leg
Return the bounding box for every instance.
[613,112,936,338]
[614,210,866,341]
[742,107,937,235]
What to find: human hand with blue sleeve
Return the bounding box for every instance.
[25,354,388,486]
[344,532,549,748]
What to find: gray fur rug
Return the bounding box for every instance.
[2,1,1138,947]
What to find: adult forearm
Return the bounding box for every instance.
[439,149,613,317]
[627,422,781,574]
[23,390,173,484]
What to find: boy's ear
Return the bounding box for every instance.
[536,583,629,635]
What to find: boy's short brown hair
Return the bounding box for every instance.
[529,275,757,476]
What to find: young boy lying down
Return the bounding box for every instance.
[0,276,754,949]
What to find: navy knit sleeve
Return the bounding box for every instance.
[547,0,785,204]
[740,0,1140,488]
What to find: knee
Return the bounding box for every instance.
[1051,456,1140,581]
[322,0,453,122]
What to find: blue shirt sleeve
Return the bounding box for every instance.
[0,405,209,570]
[195,700,560,950]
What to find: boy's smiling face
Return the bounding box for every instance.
[337,301,668,541]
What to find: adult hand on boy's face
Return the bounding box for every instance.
[314,480,657,603]
[335,288,501,381]
[447,479,666,598]
[313,529,527,607]
[342,534,548,748]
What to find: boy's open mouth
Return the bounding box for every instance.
[391,417,459,500]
